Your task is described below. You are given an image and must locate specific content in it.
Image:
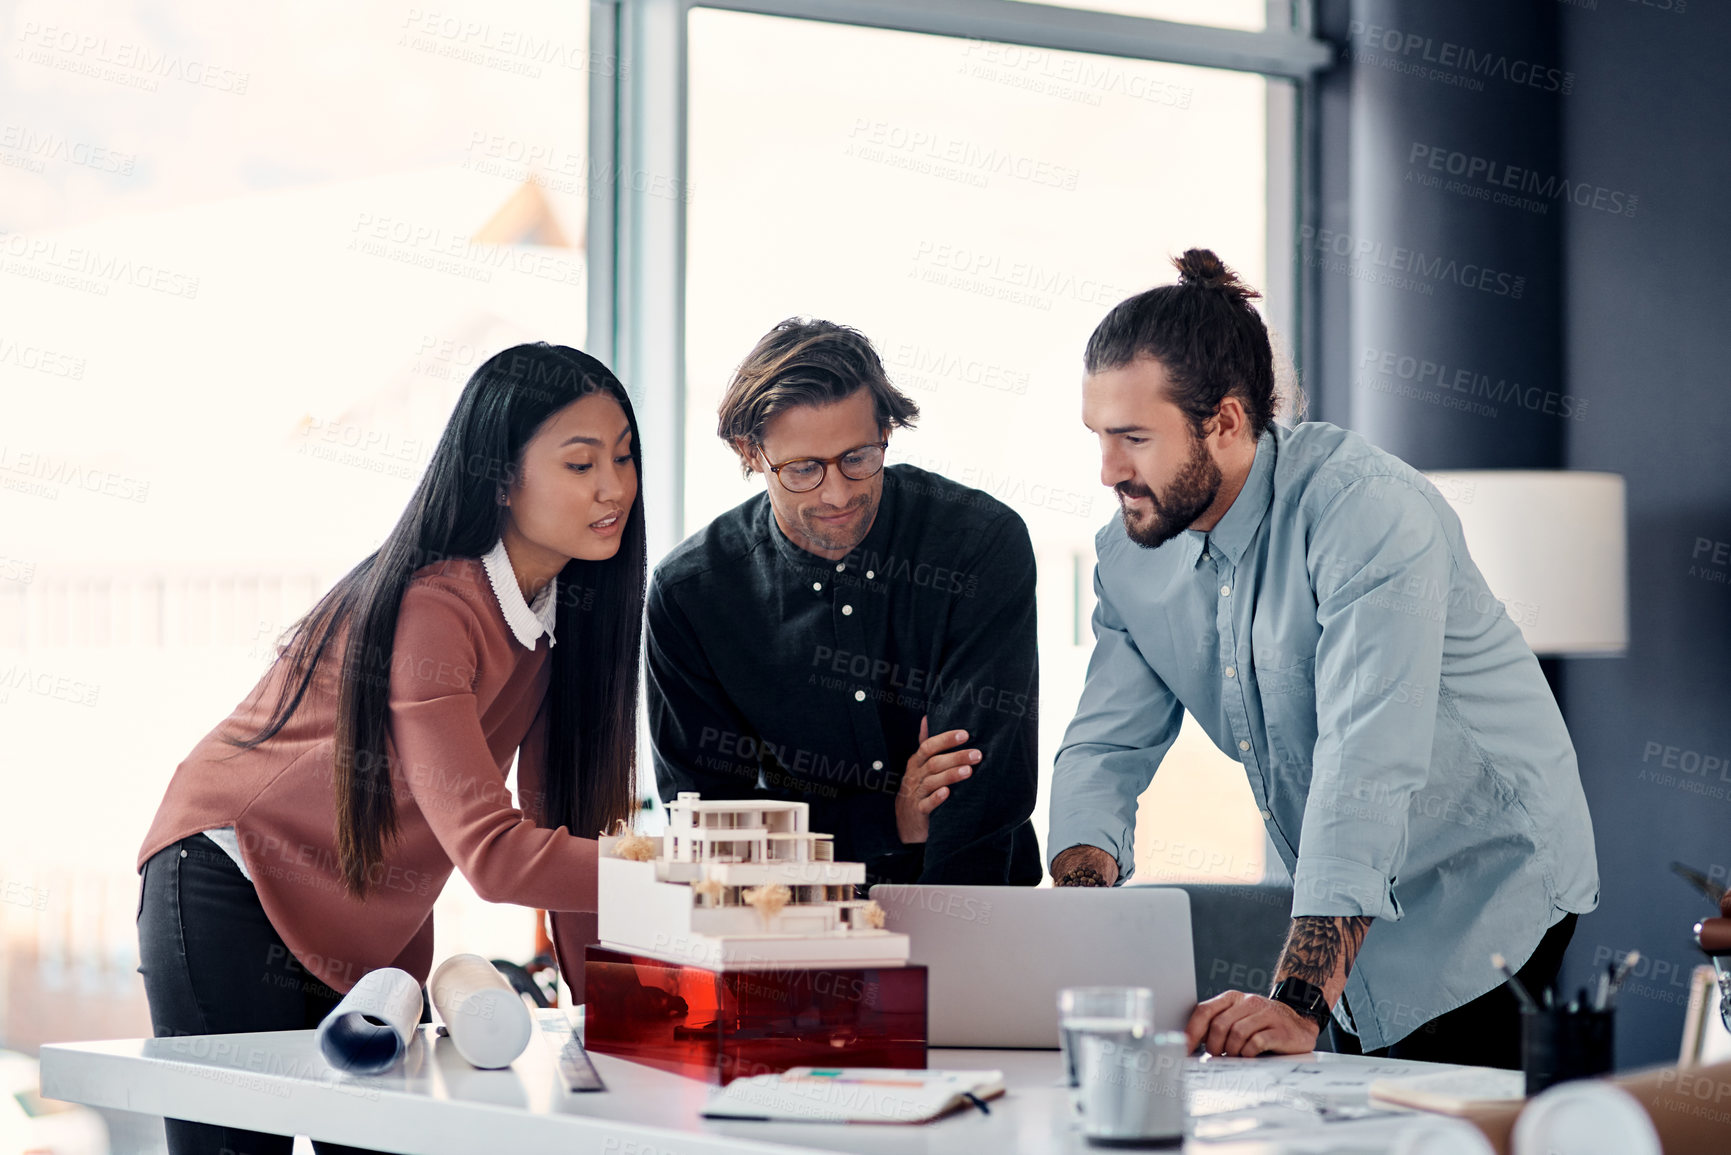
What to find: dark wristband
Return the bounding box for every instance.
[1269,977,1333,1030]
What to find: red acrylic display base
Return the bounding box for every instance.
[583,946,927,1084]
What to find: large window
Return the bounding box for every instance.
[679,7,1286,884]
[0,0,591,1067]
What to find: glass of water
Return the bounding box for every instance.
[1058,986,1155,1089]
[1076,1029,1187,1147]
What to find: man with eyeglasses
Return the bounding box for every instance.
[645,317,1042,886]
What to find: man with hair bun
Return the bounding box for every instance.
[1048,249,1598,1069]
[646,317,1042,887]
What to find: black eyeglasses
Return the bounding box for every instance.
[762,442,888,493]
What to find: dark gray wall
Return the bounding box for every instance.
[1345,2,1564,469]
[1554,0,1731,1069]
[1315,0,1731,1067]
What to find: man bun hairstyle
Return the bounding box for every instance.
[1174,247,1241,292]
[1084,247,1280,440]
[717,317,920,478]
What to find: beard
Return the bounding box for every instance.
[795,492,877,553]
[1117,432,1223,550]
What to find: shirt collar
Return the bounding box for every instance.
[1195,428,1277,569]
[481,538,558,650]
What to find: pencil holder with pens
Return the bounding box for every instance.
[1521,1004,1614,1096]
[1496,946,1633,1096]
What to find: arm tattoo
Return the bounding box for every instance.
[1276,916,1372,992]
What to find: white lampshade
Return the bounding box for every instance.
[1423,470,1627,656]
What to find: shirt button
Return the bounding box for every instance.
[813,581,822,591]
[835,563,845,572]
[1220,585,1232,597]
[1224,666,1236,678]
[1201,551,1210,561]
[842,605,854,615]
[872,760,884,770]
[866,570,875,579]
[1260,808,1272,820]
[1238,739,1250,751]
[854,690,866,702]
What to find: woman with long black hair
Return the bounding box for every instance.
[136,343,644,1155]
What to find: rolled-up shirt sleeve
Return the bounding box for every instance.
[389,582,597,910]
[1293,477,1451,921]
[1049,561,1183,883]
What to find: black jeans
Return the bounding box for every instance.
[1326,913,1578,1069]
[136,833,417,1155]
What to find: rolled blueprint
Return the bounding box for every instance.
[429,953,533,1070]
[1511,1082,1660,1155]
[316,966,424,1074]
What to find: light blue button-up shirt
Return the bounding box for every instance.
[1050,421,1599,1049]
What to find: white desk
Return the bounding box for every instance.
[39,1012,1488,1154]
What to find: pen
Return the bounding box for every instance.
[1607,950,1640,1002]
[1670,862,1727,905]
[1492,953,1540,1013]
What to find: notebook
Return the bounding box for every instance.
[701,1067,1005,1124]
[1367,1067,1526,1114]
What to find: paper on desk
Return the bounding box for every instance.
[1209,1116,1495,1155]
[316,967,424,1074]
[1186,1055,1433,1115]
[1185,1056,1423,1143]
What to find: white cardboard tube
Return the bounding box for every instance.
[1512,1082,1661,1155]
[429,953,533,1070]
[316,967,424,1074]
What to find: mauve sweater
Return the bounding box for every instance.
[138,558,599,998]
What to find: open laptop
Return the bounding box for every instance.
[869,885,1197,1048]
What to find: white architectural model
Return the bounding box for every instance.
[597,793,911,970]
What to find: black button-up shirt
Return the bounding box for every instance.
[646,464,1042,885]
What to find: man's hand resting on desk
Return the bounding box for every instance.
[1186,992,1321,1058]
[1189,915,1368,1057]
